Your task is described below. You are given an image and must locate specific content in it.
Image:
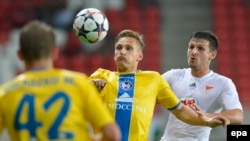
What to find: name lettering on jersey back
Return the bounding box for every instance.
[4,76,74,93]
[64,77,74,84]
[23,77,59,86]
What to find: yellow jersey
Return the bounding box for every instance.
[90,68,180,141]
[0,68,113,141]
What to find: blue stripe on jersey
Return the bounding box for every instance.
[115,74,135,141]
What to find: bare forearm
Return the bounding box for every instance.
[171,104,207,126]
[210,109,243,124]
[171,104,228,127]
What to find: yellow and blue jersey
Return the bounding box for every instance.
[90,68,180,141]
[0,68,114,141]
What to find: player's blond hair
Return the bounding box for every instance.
[115,29,145,50]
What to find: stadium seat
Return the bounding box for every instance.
[125,0,139,8]
[64,31,81,56]
[105,55,116,71]
[217,62,233,76]
[144,6,160,21]
[212,0,228,6]
[54,52,69,69]
[105,9,124,35]
[88,54,105,74]
[213,0,250,107]
[70,54,87,73]
[123,7,141,31]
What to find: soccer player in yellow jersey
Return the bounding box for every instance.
[90,29,229,141]
[0,20,121,141]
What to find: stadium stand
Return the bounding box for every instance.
[212,0,250,107]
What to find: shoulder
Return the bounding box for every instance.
[90,68,115,80]
[58,69,87,77]
[0,74,23,98]
[58,69,92,85]
[138,71,169,85]
[211,72,234,85]
[162,68,189,79]
[163,68,188,75]
[50,69,88,81]
[139,70,162,78]
[94,68,113,74]
[140,70,160,75]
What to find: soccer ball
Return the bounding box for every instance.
[73,8,109,44]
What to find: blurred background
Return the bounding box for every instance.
[0,0,249,140]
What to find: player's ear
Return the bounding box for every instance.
[137,52,143,61]
[52,47,59,61]
[210,50,217,60]
[17,49,24,61]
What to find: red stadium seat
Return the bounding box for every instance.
[105,55,116,71]
[105,9,124,35]
[88,54,105,74]
[212,0,250,81]
[216,62,233,77]
[69,54,87,73]
[54,53,69,69]
[123,7,141,31]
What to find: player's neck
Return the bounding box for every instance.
[191,68,210,77]
[117,68,138,73]
[25,59,53,71]
[117,66,138,73]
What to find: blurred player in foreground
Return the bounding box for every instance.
[160,31,243,141]
[0,20,121,141]
[89,29,229,141]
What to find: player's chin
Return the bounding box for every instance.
[116,60,126,66]
[116,63,129,71]
[188,62,197,68]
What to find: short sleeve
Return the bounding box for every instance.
[219,78,243,111]
[156,74,180,110]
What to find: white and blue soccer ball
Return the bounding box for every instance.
[73,8,109,44]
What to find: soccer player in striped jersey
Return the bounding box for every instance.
[160,31,243,141]
[0,20,121,141]
[90,29,229,141]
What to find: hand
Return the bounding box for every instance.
[91,79,107,92]
[189,104,230,128]
[91,133,103,141]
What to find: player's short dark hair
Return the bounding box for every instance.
[190,31,219,51]
[115,29,145,50]
[20,20,55,63]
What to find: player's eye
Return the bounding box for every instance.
[115,45,122,50]
[188,45,194,50]
[126,46,133,51]
[197,47,205,51]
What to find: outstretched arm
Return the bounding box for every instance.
[190,104,243,125]
[171,103,229,128]
[217,109,243,124]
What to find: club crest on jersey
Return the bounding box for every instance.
[119,80,133,90]
[180,97,198,106]
[205,85,213,93]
